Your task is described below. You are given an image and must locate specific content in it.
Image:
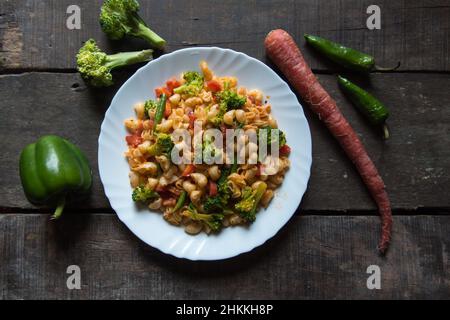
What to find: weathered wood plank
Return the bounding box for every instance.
[1,72,449,211]
[0,214,448,299]
[1,0,449,71]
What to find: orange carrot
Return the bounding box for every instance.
[265,29,392,254]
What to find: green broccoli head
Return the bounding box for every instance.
[235,182,267,222]
[99,0,166,49]
[216,166,232,202]
[99,0,139,40]
[173,71,204,97]
[202,136,222,164]
[76,39,113,87]
[216,90,246,110]
[258,126,287,149]
[132,185,159,202]
[184,203,224,232]
[76,39,152,87]
[209,103,227,127]
[203,196,226,213]
[146,133,174,156]
[144,99,157,118]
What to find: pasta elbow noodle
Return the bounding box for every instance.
[156,119,173,133]
[200,61,213,81]
[208,165,221,181]
[190,190,203,204]
[190,173,208,188]
[261,189,274,208]
[134,102,145,120]
[223,110,236,125]
[182,180,197,194]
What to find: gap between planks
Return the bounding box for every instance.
[1,68,450,77]
[1,207,450,216]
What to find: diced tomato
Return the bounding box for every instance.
[182,164,195,177]
[209,181,218,197]
[166,78,181,94]
[279,144,291,156]
[126,134,143,147]
[155,87,171,98]
[206,80,222,92]
[188,111,196,129]
[164,101,172,118]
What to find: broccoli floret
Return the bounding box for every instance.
[203,195,234,215]
[202,136,222,164]
[183,203,224,232]
[258,126,287,149]
[99,0,166,49]
[209,103,227,127]
[216,90,246,110]
[194,135,222,164]
[146,133,174,156]
[76,39,152,87]
[144,99,157,118]
[210,166,233,207]
[132,185,159,202]
[173,71,204,97]
[235,182,267,222]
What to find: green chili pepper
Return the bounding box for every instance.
[337,75,390,139]
[304,34,400,72]
[172,191,187,213]
[19,135,92,219]
[154,94,167,126]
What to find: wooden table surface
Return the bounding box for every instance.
[1,0,449,299]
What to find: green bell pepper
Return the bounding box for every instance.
[19,135,92,219]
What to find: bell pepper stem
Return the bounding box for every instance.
[52,196,66,220]
[382,124,390,140]
[374,61,401,71]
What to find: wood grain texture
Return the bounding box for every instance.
[1,72,449,211]
[1,0,449,71]
[0,214,448,299]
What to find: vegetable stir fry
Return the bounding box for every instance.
[124,61,291,235]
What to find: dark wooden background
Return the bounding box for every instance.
[1,0,449,299]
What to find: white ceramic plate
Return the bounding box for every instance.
[98,47,312,260]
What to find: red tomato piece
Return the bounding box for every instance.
[279,144,291,156]
[166,78,181,94]
[164,101,172,118]
[206,80,222,92]
[182,164,195,177]
[209,181,218,196]
[126,134,143,147]
[188,111,196,129]
[155,87,171,98]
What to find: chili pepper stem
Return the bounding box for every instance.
[374,61,401,72]
[382,124,390,140]
[52,196,66,220]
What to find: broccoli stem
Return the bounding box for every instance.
[132,17,166,50]
[105,49,153,70]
